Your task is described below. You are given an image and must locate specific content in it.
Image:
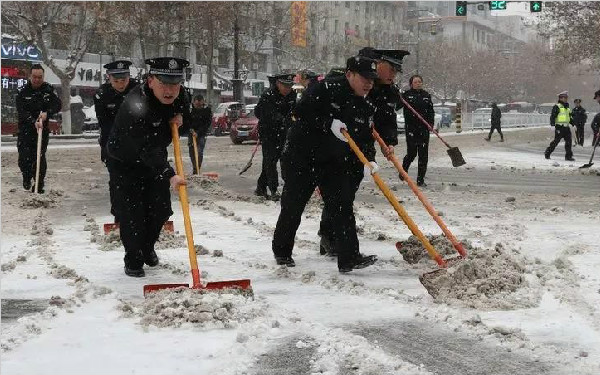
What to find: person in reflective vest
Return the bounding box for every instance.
[545,91,575,161]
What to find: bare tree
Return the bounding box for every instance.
[2,2,109,134]
[538,1,600,70]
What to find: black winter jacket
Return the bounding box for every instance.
[94,79,139,148]
[16,81,61,138]
[107,84,191,181]
[369,83,402,146]
[255,87,296,145]
[401,88,434,134]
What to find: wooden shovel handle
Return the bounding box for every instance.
[372,129,466,257]
[171,122,201,288]
[192,133,200,174]
[341,129,446,267]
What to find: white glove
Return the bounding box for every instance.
[330,119,348,142]
[363,161,379,178]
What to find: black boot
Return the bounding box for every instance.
[275,256,295,267]
[143,249,159,267]
[23,176,32,191]
[319,235,337,256]
[417,178,427,187]
[339,254,377,273]
[124,266,145,277]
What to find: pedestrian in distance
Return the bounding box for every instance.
[254,73,297,201]
[94,60,139,223]
[188,94,212,174]
[272,55,379,273]
[571,98,587,146]
[545,91,575,161]
[485,102,504,142]
[106,57,191,277]
[401,74,435,187]
[16,64,62,194]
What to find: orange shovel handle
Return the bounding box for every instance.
[341,129,446,267]
[372,129,466,258]
[192,133,200,175]
[171,122,201,288]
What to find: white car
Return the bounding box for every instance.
[397,110,442,133]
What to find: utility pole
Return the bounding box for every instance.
[232,10,244,103]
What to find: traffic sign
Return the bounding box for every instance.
[530,1,542,12]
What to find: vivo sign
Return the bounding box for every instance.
[1,39,41,61]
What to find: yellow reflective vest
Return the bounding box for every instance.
[556,103,571,126]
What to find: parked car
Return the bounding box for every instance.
[397,110,442,132]
[536,103,555,114]
[435,107,452,128]
[211,102,244,136]
[82,105,99,131]
[505,101,535,113]
[230,104,259,144]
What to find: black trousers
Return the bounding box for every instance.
[18,130,49,188]
[403,129,430,182]
[272,148,361,268]
[109,164,173,269]
[575,124,584,146]
[488,122,504,139]
[188,135,207,174]
[257,140,282,194]
[545,126,573,159]
[319,157,364,253]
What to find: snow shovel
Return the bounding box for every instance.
[580,132,600,169]
[399,96,466,167]
[103,221,174,235]
[238,140,261,175]
[372,128,467,258]
[33,125,43,194]
[143,122,252,296]
[191,132,219,181]
[342,129,447,268]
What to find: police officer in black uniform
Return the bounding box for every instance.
[106,57,190,277]
[592,90,600,146]
[486,103,504,142]
[272,56,378,272]
[319,48,409,256]
[188,94,212,174]
[402,74,435,187]
[16,64,62,193]
[254,73,296,200]
[571,99,587,146]
[94,60,139,222]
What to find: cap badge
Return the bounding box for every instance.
[169,59,178,69]
[371,63,376,70]
[117,62,124,69]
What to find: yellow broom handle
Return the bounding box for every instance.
[341,129,446,267]
[372,129,466,258]
[171,122,201,287]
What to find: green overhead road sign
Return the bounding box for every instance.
[455,1,467,16]
[489,1,507,10]
[530,1,542,12]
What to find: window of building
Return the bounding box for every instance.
[365,26,370,41]
[355,25,359,36]
[335,19,339,34]
[345,2,350,8]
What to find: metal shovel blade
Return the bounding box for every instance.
[143,279,252,297]
[447,147,466,167]
[579,162,594,169]
[418,256,464,297]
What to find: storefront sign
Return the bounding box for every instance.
[1,77,27,90]
[1,38,42,61]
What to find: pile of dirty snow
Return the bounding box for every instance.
[92,227,185,251]
[119,287,262,329]
[398,234,472,264]
[419,244,540,310]
[20,189,63,209]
